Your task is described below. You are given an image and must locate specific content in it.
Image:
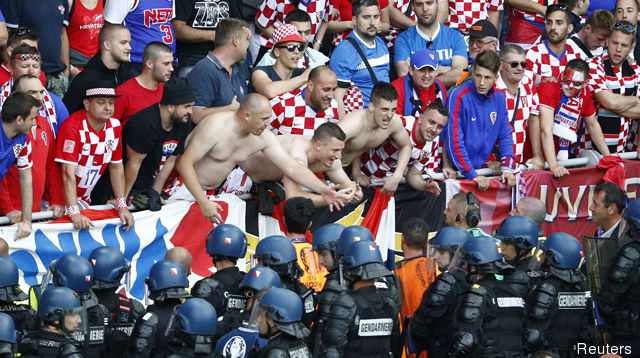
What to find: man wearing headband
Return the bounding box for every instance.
[538,59,609,178]
[124,78,195,210]
[55,81,134,230]
[0,45,69,135]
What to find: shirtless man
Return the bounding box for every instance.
[338,82,412,195]
[240,122,363,206]
[175,93,351,223]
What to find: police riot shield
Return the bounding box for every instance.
[582,235,618,295]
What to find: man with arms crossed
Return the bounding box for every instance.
[176,93,351,223]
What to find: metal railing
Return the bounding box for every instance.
[0,150,634,225]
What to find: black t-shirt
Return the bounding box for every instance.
[248,65,306,93]
[174,0,243,67]
[124,104,191,194]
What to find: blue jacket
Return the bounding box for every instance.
[444,81,514,179]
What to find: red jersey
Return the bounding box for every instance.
[113,78,164,127]
[391,75,446,115]
[55,110,123,202]
[0,115,64,214]
[67,0,105,58]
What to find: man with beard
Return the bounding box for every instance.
[269,66,339,137]
[235,122,362,206]
[339,82,412,195]
[495,44,541,167]
[174,93,351,224]
[357,100,448,195]
[525,4,579,86]
[330,0,390,117]
[113,42,174,127]
[410,226,471,358]
[394,0,467,86]
[588,21,640,155]
[123,78,195,209]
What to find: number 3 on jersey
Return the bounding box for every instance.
[160,24,173,44]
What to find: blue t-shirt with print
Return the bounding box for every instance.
[395,24,467,68]
[330,31,390,105]
[0,126,27,181]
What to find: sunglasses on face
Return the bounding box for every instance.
[276,44,305,52]
[561,76,585,87]
[501,60,527,69]
[613,21,635,35]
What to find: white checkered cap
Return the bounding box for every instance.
[85,87,120,98]
[273,24,304,45]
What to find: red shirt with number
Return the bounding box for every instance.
[55,110,123,203]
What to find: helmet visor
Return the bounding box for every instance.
[65,306,89,338]
[446,247,466,274]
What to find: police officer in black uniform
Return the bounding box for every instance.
[255,235,316,328]
[255,287,311,358]
[129,259,191,357]
[494,215,542,286]
[525,232,594,357]
[448,235,529,357]
[192,224,248,319]
[51,254,110,357]
[163,297,218,357]
[215,266,282,357]
[217,266,282,337]
[88,246,145,355]
[18,286,83,358]
[323,240,401,358]
[0,255,37,339]
[410,226,472,358]
[598,199,640,357]
[0,312,17,357]
[310,223,345,354]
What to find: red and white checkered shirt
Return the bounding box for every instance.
[55,110,123,202]
[587,55,640,153]
[494,74,539,163]
[384,0,416,47]
[360,115,440,178]
[566,34,603,62]
[444,0,502,35]
[525,40,579,85]
[256,0,328,48]
[269,88,340,137]
[14,140,32,171]
[508,0,553,25]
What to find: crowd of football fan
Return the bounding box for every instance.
[0,0,640,356]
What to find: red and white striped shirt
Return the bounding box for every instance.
[55,111,123,202]
[269,88,340,137]
[444,0,502,35]
[525,40,579,85]
[360,115,439,178]
[494,74,539,163]
[383,0,416,47]
[256,0,328,48]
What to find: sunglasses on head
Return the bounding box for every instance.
[426,40,434,49]
[276,44,305,52]
[501,60,527,69]
[14,54,41,61]
[613,21,635,35]
[14,27,32,37]
[561,76,585,87]
[547,3,569,13]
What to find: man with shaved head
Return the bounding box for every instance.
[175,93,352,223]
[511,196,547,228]
[165,247,193,276]
[0,238,8,256]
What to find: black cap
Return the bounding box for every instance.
[160,78,196,105]
[469,19,498,39]
[84,81,121,98]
